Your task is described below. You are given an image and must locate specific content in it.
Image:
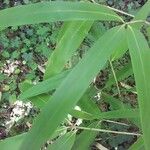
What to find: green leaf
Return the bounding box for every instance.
[101,92,124,110]
[111,45,128,61]
[20,26,126,150]
[19,79,50,108]
[104,62,133,88]
[78,87,101,115]
[133,0,150,21]
[29,94,50,108]
[0,2,123,30]
[76,101,139,120]
[101,92,141,127]
[47,132,76,150]
[88,21,106,41]
[44,21,93,79]
[131,1,150,29]
[0,127,68,150]
[129,137,144,150]
[56,21,71,43]
[97,108,139,119]
[111,37,128,61]
[72,121,100,150]
[126,26,150,150]
[0,134,26,150]
[71,108,139,120]
[70,109,95,120]
[19,70,70,100]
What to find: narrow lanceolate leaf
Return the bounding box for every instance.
[70,109,95,120]
[29,94,50,108]
[105,62,133,88]
[44,21,93,79]
[71,108,139,120]
[19,70,69,100]
[19,80,50,107]
[0,127,68,150]
[133,0,150,21]
[0,134,26,150]
[110,36,128,61]
[72,121,100,150]
[20,26,125,150]
[101,92,124,110]
[126,26,150,150]
[47,132,76,150]
[88,22,106,41]
[110,42,128,61]
[129,137,144,150]
[131,0,150,29]
[101,92,141,127]
[78,87,101,115]
[0,1,123,30]
[97,109,139,119]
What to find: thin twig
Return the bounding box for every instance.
[109,59,121,98]
[56,126,70,132]
[107,6,135,18]
[128,20,150,26]
[90,0,134,18]
[74,126,141,136]
[95,142,109,150]
[102,119,130,126]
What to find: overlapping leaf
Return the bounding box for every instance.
[20,26,126,150]
[126,26,150,150]
[105,62,133,88]
[131,0,150,29]
[129,137,144,150]
[72,121,100,150]
[0,1,123,30]
[47,132,76,150]
[44,21,93,78]
[0,134,26,150]
[20,70,69,100]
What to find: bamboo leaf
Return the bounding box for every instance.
[101,92,141,127]
[44,21,93,79]
[126,26,150,150]
[101,92,124,110]
[98,108,139,119]
[133,0,150,21]
[47,132,76,150]
[129,137,144,150]
[72,121,100,150]
[105,62,133,88]
[20,26,126,150]
[0,1,123,30]
[88,22,106,41]
[70,109,95,120]
[19,70,69,100]
[29,94,50,108]
[131,0,150,29]
[78,87,101,115]
[111,38,128,61]
[0,127,68,150]
[19,80,50,107]
[71,108,139,120]
[0,134,26,150]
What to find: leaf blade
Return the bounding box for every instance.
[19,70,70,100]
[20,26,126,150]
[47,132,76,150]
[126,26,150,150]
[72,121,100,150]
[44,21,93,79]
[0,2,123,30]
